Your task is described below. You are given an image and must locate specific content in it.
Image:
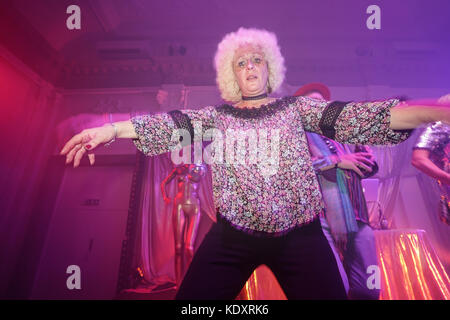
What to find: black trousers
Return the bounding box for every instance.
[175,216,347,300]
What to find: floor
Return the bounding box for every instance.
[115,283,177,300]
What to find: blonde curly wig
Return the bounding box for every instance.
[214,27,286,103]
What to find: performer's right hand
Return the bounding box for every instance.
[60,124,116,167]
[337,152,374,177]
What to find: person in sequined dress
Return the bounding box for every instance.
[295,83,381,299]
[61,28,450,299]
[412,95,450,225]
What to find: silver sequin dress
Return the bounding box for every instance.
[414,121,450,169]
[414,121,450,224]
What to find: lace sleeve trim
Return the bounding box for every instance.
[168,110,194,146]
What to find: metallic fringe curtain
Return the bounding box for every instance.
[238,229,450,300]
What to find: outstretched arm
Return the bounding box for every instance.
[60,105,217,168]
[297,95,450,146]
[60,120,137,167]
[390,101,450,130]
[411,149,450,185]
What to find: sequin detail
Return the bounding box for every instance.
[131,96,410,235]
[414,121,450,169]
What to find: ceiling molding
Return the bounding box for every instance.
[0,2,63,84]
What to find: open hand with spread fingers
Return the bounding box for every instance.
[60,124,117,167]
[60,119,137,167]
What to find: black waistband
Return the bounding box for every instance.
[215,212,321,238]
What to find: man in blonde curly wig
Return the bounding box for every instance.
[61,26,450,300]
[214,27,286,102]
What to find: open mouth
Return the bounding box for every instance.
[247,75,258,81]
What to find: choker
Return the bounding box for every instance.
[241,93,268,101]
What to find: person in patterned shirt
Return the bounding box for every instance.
[61,28,450,299]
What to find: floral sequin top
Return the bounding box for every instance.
[131,96,410,235]
[414,121,450,170]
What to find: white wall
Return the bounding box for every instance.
[31,165,134,299]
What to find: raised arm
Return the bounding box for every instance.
[411,115,450,185]
[411,149,450,185]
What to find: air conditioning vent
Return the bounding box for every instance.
[96,41,149,60]
[393,42,438,59]
[97,48,144,60]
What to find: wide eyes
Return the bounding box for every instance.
[254,57,262,64]
[236,56,264,69]
[238,60,246,68]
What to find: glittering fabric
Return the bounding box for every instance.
[307,133,376,228]
[131,96,410,235]
[413,121,450,169]
[413,121,450,225]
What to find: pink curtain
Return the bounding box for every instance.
[0,52,61,297]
